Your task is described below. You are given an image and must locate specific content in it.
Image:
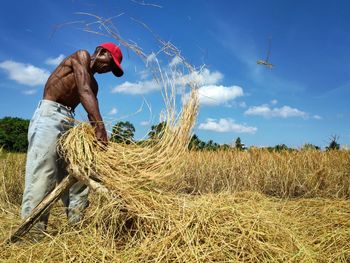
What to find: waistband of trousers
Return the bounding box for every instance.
[38,99,75,117]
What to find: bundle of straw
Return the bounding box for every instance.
[58,80,198,211]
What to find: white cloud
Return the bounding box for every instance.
[198,118,257,134]
[112,60,240,107]
[182,68,223,86]
[108,107,118,115]
[111,80,161,94]
[239,101,247,108]
[244,105,308,118]
[140,120,150,126]
[178,68,244,107]
[270,99,278,105]
[22,89,38,95]
[138,69,150,80]
[0,60,50,86]
[146,53,157,65]
[313,115,322,120]
[224,101,247,108]
[184,85,243,106]
[169,56,182,67]
[45,54,65,66]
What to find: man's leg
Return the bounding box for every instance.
[57,158,89,225]
[21,118,60,230]
[69,180,89,224]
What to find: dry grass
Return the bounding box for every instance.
[173,149,350,198]
[1,149,350,262]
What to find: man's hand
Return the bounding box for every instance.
[95,123,108,145]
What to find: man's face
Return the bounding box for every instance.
[95,49,115,74]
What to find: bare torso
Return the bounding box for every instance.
[43,51,98,110]
[41,47,117,144]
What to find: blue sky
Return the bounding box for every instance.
[0,0,349,148]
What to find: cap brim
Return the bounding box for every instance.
[112,66,123,77]
[111,60,123,77]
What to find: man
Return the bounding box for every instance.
[21,42,124,230]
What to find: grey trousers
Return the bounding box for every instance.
[21,100,89,229]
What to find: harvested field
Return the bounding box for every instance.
[1,12,349,263]
[1,149,349,262]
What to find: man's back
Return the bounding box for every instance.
[43,50,98,110]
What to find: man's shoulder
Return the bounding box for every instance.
[69,50,91,67]
[69,50,90,60]
[75,49,91,57]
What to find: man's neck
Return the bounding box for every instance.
[89,55,97,75]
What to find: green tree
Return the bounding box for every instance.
[189,135,230,151]
[219,144,231,150]
[234,137,245,150]
[326,135,340,151]
[148,122,167,140]
[111,121,135,144]
[188,134,207,150]
[301,143,320,150]
[0,117,30,152]
[198,141,206,150]
[274,144,289,151]
[189,134,200,150]
[205,140,220,151]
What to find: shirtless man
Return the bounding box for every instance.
[21,43,124,230]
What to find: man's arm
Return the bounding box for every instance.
[72,50,108,144]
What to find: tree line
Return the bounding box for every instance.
[0,117,341,152]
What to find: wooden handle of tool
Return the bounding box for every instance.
[3,175,77,244]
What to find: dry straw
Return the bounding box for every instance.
[173,149,350,198]
[1,13,349,263]
[58,77,198,213]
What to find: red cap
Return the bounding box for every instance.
[99,42,124,77]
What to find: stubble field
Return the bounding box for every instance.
[1,149,349,262]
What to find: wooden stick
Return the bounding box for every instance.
[4,169,110,244]
[4,175,77,244]
[69,167,109,194]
